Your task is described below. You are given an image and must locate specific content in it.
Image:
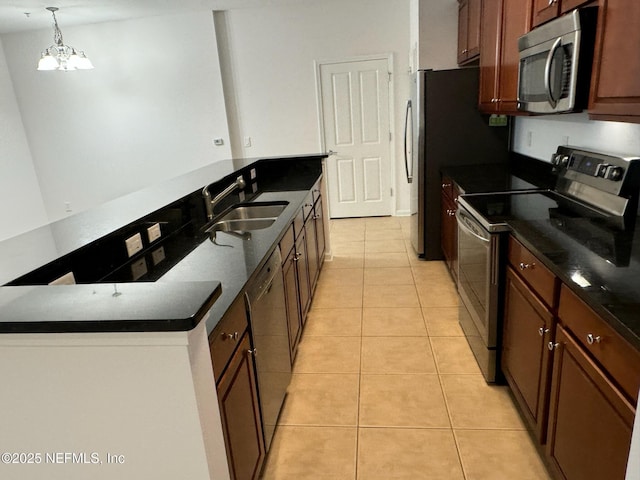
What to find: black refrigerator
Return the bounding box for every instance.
[405,67,510,259]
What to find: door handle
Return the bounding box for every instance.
[403,99,413,184]
[544,37,562,109]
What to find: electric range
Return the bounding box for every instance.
[455,146,640,382]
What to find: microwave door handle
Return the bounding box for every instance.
[403,99,413,183]
[544,37,562,109]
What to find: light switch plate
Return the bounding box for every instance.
[147,223,161,243]
[125,233,143,258]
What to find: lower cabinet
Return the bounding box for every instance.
[210,296,265,480]
[282,243,302,361]
[546,326,635,480]
[502,266,554,443]
[217,332,265,480]
[440,177,458,282]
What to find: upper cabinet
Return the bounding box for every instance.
[479,0,533,114]
[588,0,640,121]
[458,0,482,65]
[532,0,591,27]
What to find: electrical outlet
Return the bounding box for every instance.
[130,258,148,281]
[147,223,161,243]
[250,168,257,180]
[213,138,224,146]
[151,247,166,266]
[48,272,76,285]
[243,136,252,147]
[125,233,143,258]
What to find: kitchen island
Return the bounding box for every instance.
[0,153,328,480]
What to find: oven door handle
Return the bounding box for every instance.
[456,211,490,243]
[544,37,562,109]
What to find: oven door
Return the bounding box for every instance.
[456,206,501,348]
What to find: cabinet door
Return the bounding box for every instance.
[305,214,319,293]
[282,250,301,361]
[217,333,265,480]
[532,0,559,27]
[467,0,482,59]
[295,229,311,325]
[458,0,470,64]
[546,326,635,480]
[479,0,503,111]
[314,196,326,268]
[589,0,640,121]
[497,0,532,113]
[502,267,553,442]
[440,192,457,280]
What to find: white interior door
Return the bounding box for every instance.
[319,58,392,218]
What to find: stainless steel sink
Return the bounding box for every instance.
[220,203,288,221]
[209,218,276,232]
[204,201,289,234]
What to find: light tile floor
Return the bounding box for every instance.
[262,216,551,480]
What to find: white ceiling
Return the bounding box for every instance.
[0,0,315,34]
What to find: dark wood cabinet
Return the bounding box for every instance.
[502,266,554,443]
[440,176,458,283]
[314,195,326,270]
[211,297,265,480]
[546,325,635,480]
[479,0,532,114]
[282,244,302,362]
[295,227,311,325]
[532,0,591,28]
[304,207,319,294]
[458,0,481,65]
[217,332,265,480]
[588,0,640,122]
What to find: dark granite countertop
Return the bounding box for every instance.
[441,153,557,194]
[0,154,326,334]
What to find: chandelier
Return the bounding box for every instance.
[37,7,93,71]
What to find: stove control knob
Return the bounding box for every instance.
[595,163,609,177]
[604,165,624,181]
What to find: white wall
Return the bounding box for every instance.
[2,11,231,223]
[513,114,640,161]
[0,38,48,241]
[219,0,414,214]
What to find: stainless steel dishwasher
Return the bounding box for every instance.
[244,248,291,452]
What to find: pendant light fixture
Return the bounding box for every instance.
[37,7,93,71]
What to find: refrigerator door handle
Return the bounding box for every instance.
[403,99,413,183]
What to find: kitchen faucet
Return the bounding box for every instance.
[202,175,246,221]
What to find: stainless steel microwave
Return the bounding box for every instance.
[517,8,597,114]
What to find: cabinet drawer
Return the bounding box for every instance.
[210,295,249,381]
[559,284,640,403]
[293,209,305,239]
[441,176,454,200]
[302,192,314,220]
[508,236,558,308]
[279,223,295,260]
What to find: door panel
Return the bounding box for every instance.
[363,157,382,201]
[337,158,356,203]
[320,58,392,218]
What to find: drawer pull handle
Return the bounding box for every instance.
[313,215,321,220]
[247,348,257,356]
[223,332,239,341]
[447,210,456,216]
[538,327,549,337]
[548,341,559,351]
[294,252,303,262]
[442,183,452,188]
[586,333,601,345]
[519,262,535,270]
